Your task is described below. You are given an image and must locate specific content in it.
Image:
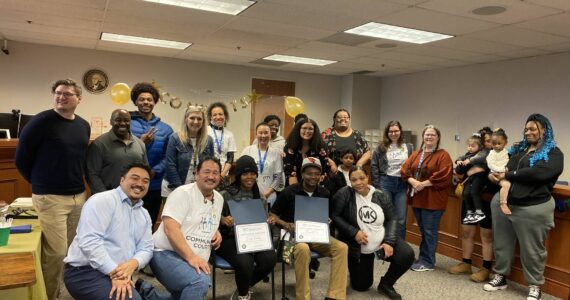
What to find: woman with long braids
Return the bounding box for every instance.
[484,114,563,300]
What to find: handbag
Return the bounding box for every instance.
[454,176,469,198]
[277,231,295,265]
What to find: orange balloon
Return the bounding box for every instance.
[110,83,131,105]
[284,96,305,117]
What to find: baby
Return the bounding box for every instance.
[486,129,511,215]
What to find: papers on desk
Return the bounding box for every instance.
[228,199,273,254]
[294,196,330,244]
[10,198,34,209]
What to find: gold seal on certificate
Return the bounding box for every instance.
[295,220,330,244]
[235,223,273,254]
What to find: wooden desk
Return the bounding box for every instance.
[0,219,47,300]
[0,252,36,288]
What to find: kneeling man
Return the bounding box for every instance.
[63,162,154,300]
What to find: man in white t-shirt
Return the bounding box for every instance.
[138,157,224,300]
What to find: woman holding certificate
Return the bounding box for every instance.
[332,168,414,299]
[216,155,277,300]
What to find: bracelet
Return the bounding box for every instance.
[356,165,363,170]
[500,201,507,205]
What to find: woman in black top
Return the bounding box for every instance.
[483,114,563,300]
[216,156,277,300]
[332,169,414,299]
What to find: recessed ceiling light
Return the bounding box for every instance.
[472,6,506,16]
[263,54,337,66]
[143,0,256,15]
[345,22,453,44]
[100,33,191,49]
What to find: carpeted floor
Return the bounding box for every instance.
[58,245,562,299]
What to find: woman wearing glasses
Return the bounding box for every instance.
[401,125,453,272]
[322,109,371,169]
[283,118,331,186]
[371,121,414,240]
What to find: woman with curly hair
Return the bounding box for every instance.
[283,118,332,185]
[483,114,563,300]
[207,102,237,183]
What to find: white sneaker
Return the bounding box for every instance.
[527,285,542,300]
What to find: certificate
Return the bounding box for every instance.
[235,223,273,254]
[295,220,330,244]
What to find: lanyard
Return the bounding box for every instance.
[211,125,224,155]
[258,147,268,174]
[415,149,426,179]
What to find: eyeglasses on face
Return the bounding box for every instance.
[54,91,77,98]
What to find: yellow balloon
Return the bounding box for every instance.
[284,96,305,117]
[110,83,131,105]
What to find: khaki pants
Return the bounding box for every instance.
[32,193,86,300]
[294,237,348,300]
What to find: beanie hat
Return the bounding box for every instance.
[235,155,258,178]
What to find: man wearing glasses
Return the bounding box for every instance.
[15,78,91,300]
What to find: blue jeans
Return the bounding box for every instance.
[145,250,211,300]
[379,175,408,239]
[412,208,444,268]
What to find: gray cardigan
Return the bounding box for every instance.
[371,143,413,189]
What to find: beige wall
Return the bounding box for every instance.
[0,41,342,153]
[380,51,570,181]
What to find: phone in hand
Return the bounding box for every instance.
[375,248,385,260]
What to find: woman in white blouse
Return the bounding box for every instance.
[241,122,283,205]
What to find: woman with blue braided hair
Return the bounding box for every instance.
[483,113,563,300]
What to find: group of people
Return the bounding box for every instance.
[13,78,563,300]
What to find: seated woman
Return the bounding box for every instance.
[332,168,414,299]
[216,155,277,300]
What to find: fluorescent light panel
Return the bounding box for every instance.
[263,54,336,66]
[101,33,191,49]
[345,22,453,44]
[143,0,255,15]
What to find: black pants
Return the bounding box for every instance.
[142,190,162,230]
[348,237,414,291]
[216,237,277,296]
[463,172,487,212]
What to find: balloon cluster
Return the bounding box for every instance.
[108,81,305,117]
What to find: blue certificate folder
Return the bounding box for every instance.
[227,198,268,225]
[294,196,329,223]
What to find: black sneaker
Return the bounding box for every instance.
[483,274,507,291]
[527,285,542,300]
[378,281,402,299]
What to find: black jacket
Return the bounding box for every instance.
[505,147,563,206]
[332,186,397,261]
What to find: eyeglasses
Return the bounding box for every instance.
[54,91,77,98]
[388,130,400,134]
[336,116,350,120]
[301,128,314,132]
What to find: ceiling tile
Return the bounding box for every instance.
[525,0,570,11]
[515,12,570,38]
[375,7,501,35]
[537,41,570,52]
[96,40,182,57]
[226,17,334,40]
[280,41,379,61]
[263,0,407,20]
[466,26,570,47]
[494,48,552,59]
[418,0,562,24]
[432,36,523,54]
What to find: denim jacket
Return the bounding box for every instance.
[165,132,214,189]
